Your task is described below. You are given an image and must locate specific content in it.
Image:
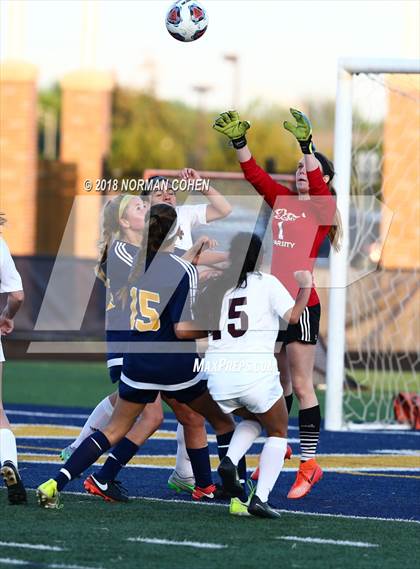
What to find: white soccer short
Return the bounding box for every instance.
[0,337,4,363]
[211,373,283,415]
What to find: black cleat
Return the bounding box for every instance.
[84,474,129,503]
[1,461,27,505]
[248,495,281,519]
[217,456,244,498]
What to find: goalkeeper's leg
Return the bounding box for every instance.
[286,341,322,499]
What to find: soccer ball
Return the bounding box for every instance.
[165,0,208,42]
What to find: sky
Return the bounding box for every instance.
[1,0,419,111]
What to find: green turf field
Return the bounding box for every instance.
[1,490,418,569]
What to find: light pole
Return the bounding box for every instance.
[223,54,240,109]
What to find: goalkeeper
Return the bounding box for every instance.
[213,109,342,500]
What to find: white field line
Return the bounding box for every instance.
[17,455,420,473]
[6,409,420,435]
[32,490,420,525]
[13,425,299,444]
[371,450,420,455]
[128,537,227,549]
[0,559,102,569]
[0,542,65,551]
[5,410,307,430]
[278,536,378,548]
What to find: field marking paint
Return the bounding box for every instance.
[371,450,420,455]
[5,409,178,425]
[0,559,102,569]
[17,452,420,473]
[278,536,378,548]
[128,537,227,549]
[0,542,65,551]
[6,409,301,429]
[341,471,420,479]
[13,424,299,444]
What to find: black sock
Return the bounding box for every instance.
[95,437,139,482]
[186,446,212,488]
[299,405,321,462]
[285,394,294,415]
[216,431,247,483]
[55,431,110,490]
[216,431,247,500]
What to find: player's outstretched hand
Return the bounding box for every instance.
[179,168,201,181]
[294,270,313,288]
[213,111,250,149]
[283,108,314,154]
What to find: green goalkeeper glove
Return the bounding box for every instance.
[213,111,251,149]
[283,108,314,154]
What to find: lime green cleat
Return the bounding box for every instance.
[167,470,195,494]
[37,479,61,509]
[229,479,256,516]
[229,496,251,516]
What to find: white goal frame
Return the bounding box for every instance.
[325,58,420,431]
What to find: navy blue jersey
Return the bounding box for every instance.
[121,252,201,388]
[105,240,138,367]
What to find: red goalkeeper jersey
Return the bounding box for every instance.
[240,157,336,307]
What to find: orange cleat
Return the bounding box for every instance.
[287,458,323,499]
[250,444,293,482]
[83,474,129,503]
[192,483,217,501]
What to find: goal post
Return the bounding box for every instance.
[325,58,420,431]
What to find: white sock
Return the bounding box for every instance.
[72,396,115,449]
[256,436,287,503]
[174,423,194,479]
[0,428,18,468]
[226,420,262,466]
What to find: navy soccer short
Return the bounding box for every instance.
[119,379,208,405]
[277,303,320,345]
[108,364,122,384]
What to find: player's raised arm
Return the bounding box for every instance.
[213,110,290,207]
[179,168,232,221]
[283,108,329,196]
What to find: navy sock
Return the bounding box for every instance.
[285,394,294,415]
[95,437,139,482]
[55,431,110,491]
[216,431,247,484]
[186,446,212,488]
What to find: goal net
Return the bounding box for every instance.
[326,60,420,430]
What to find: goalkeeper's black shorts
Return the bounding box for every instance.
[277,303,320,345]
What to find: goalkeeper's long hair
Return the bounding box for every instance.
[314,152,343,252]
[119,203,178,308]
[194,232,263,333]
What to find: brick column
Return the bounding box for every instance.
[60,70,114,258]
[381,75,420,269]
[0,61,38,254]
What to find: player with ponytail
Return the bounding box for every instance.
[60,195,208,501]
[37,204,236,508]
[213,108,341,499]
